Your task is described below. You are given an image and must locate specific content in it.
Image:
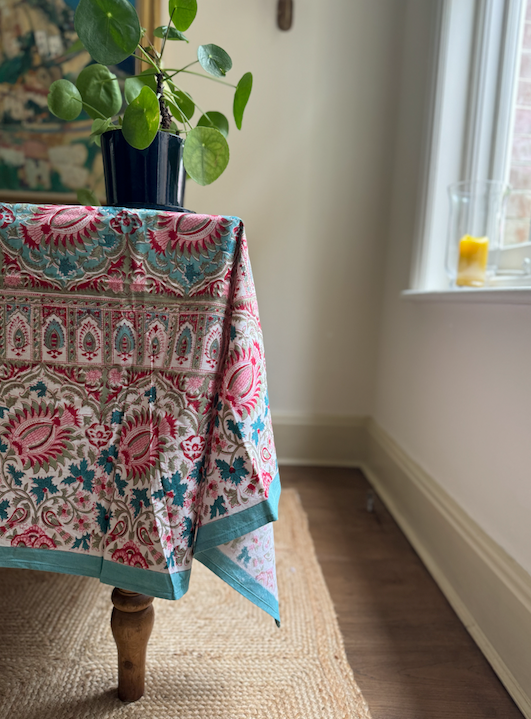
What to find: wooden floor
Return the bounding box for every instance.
[280,465,524,719]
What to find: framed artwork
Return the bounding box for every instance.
[0,0,158,204]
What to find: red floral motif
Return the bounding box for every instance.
[11,525,56,549]
[108,368,128,389]
[111,540,149,569]
[106,519,127,546]
[3,403,81,467]
[180,434,206,462]
[0,507,28,537]
[261,472,273,498]
[137,525,154,546]
[5,275,21,288]
[109,210,141,235]
[118,411,177,480]
[256,568,275,590]
[261,446,272,463]
[148,214,227,257]
[87,423,113,448]
[107,276,124,293]
[222,342,262,418]
[0,204,15,228]
[84,369,102,387]
[20,205,102,250]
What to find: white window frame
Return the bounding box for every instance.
[409,0,529,293]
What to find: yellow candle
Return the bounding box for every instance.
[456,234,489,287]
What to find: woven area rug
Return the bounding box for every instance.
[0,489,372,719]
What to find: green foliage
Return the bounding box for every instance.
[76,64,122,119]
[197,111,229,138]
[183,126,230,186]
[168,0,197,32]
[197,44,232,78]
[77,188,101,205]
[124,72,157,104]
[234,72,253,130]
[47,0,253,187]
[153,26,188,42]
[74,0,141,65]
[48,79,82,121]
[122,86,160,149]
[165,84,195,121]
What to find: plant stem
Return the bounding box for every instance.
[167,60,200,76]
[81,100,107,121]
[178,69,236,88]
[137,44,160,73]
[160,8,176,60]
[156,72,172,130]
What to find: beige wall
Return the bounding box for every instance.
[167,0,531,576]
[164,0,405,418]
[373,0,531,576]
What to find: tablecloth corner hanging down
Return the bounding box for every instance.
[0,203,280,623]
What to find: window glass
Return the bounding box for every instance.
[506,0,531,246]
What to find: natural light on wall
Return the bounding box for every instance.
[406,0,531,295]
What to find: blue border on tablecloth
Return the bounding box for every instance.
[0,547,190,600]
[194,470,281,553]
[195,546,280,623]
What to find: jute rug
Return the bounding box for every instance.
[0,489,372,719]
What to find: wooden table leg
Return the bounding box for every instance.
[111,588,155,702]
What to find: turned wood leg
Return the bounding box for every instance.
[111,588,155,702]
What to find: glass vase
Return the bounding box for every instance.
[445,180,510,287]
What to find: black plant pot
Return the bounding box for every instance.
[100,130,191,213]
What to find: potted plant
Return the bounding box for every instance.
[46,0,253,211]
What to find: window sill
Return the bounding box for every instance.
[402,287,531,305]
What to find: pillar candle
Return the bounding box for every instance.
[456,235,489,287]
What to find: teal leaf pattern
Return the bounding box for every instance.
[0,499,9,521]
[210,495,227,519]
[215,457,249,485]
[63,459,95,493]
[30,476,58,505]
[72,533,91,551]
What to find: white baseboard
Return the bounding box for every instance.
[363,419,531,719]
[272,413,367,467]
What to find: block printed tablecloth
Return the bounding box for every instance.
[0,204,280,622]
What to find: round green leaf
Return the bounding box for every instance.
[166,83,194,120]
[76,64,122,120]
[77,188,101,205]
[168,0,197,32]
[197,111,229,138]
[124,71,157,104]
[233,72,252,130]
[122,85,160,150]
[47,79,82,121]
[65,38,85,55]
[197,44,232,78]
[183,126,229,186]
[124,77,145,104]
[91,117,114,135]
[153,26,188,41]
[75,0,141,65]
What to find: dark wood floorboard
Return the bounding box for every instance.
[280,465,524,719]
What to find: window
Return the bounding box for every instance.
[409,0,531,292]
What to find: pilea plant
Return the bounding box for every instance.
[47,0,252,189]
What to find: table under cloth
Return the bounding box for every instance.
[0,203,280,623]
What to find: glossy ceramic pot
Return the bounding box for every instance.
[100,130,189,212]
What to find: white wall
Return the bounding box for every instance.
[164,0,405,418]
[373,0,531,576]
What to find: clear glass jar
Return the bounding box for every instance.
[445,180,510,287]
